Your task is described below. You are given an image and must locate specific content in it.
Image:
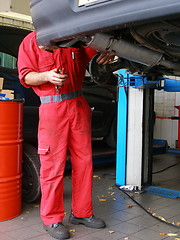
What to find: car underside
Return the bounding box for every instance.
[30,0,180,79]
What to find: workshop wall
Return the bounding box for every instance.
[154,89,180,148]
[0,0,30,15]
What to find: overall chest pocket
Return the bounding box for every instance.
[38,55,55,72]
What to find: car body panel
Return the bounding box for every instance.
[30,0,180,78]
[30,0,180,47]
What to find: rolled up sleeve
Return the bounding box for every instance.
[17,32,39,88]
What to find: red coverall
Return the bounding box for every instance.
[18,31,97,225]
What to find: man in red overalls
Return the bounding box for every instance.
[18,31,114,239]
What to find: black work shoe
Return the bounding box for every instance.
[44,222,70,239]
[69,213,106,229]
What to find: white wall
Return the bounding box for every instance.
[154,89,180,148]
[0,0,30,15]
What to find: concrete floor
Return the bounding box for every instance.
[0,152,180,240]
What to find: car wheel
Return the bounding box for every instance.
[22,143,41,203]
[105,117,117,149]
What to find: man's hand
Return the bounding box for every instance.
[24,68,68,87]
[96,52,115,65]
[47,68,68,87]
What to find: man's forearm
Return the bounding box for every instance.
[24,68,68,87]
[24,71,49,86]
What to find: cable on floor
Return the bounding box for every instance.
[116,184,180,229]
[153,162,180,174]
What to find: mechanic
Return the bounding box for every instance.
[18,31,114,240]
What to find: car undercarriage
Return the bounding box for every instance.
[30,0,180,79]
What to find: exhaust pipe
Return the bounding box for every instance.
[82,33,180,73]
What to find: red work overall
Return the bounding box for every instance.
[18,31,97,225]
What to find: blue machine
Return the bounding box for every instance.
[116,70,180,189]
[116,70,128,186]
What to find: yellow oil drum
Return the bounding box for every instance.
[0,100,23,221]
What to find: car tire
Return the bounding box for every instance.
[22,143,41,203]
[105,117,117,149]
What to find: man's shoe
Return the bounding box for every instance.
[44,222,70,239]
[69,213,106,229]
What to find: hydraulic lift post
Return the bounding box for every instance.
[116,70,128,186]
[116,72,160,189]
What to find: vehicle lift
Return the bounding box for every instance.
[89,50,180,197]
[116,71,180,197]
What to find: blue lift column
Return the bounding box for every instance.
[116,70,128,186]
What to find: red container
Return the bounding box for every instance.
[0,100,23,221]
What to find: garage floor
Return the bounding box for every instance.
[0,151,180,240]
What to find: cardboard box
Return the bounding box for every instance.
[0,90,14,99]
[0,78,14,99]
[0,77,4,90]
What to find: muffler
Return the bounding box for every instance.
[82,33,180,74]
